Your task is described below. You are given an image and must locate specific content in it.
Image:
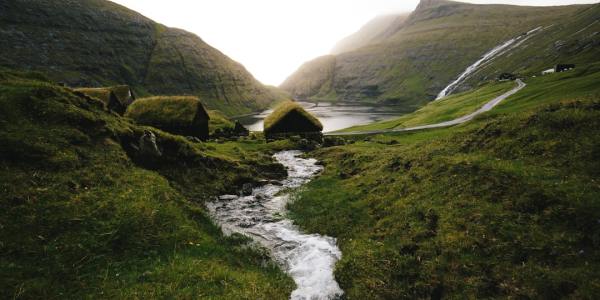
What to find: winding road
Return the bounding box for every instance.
[328,79,526,136]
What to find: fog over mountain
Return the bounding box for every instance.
[109,0,598,85]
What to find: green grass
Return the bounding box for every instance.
[125,96,204,127]
[339,81,515,132]
[490,63,600,115]
[281,1,597,108]
[288,66,600,299]
[462,4,600,88]
[0,72,294,298]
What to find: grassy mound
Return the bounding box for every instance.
[74,87,113,104]
[125,96,211,139]
[289,67,600,298]
[76,85,134,105]
[126,96,206,127]
[264,101,323,133]
[0,72,294,298]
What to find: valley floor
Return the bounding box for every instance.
[1,63,599,299]
[288,65,600,298]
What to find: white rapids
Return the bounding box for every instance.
[436,26,543,100]
[207,150,343,300]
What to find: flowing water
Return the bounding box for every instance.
[207,151,343,300]
[436,26,543,100]
[237,102,410,133]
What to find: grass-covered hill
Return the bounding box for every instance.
[0,0,285,116]
[125,96,209,139]
[281,0,598,110]
[0,70,299,298]
[460,3,600,90]
[288,64,600,298]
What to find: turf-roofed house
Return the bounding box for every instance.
[125,96,210,140]
[263,101,323,140]
[74,85,136,115]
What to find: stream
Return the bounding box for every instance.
[207,150,343,300]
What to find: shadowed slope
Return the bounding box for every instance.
[0,0,285,115]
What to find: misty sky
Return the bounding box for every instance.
[110,0,598,85]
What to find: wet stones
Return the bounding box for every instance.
[259,179,283,186]
[241,183,254,196]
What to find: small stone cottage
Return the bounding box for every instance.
[263,101,323,140]
[74,85,136,115]
[125,96,210,140]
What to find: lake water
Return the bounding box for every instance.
[237,102,409,133]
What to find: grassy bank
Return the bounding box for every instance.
[288,65,600,298]
[0,71,295,298]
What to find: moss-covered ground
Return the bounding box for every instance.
[2,61,599,299]
[288,64,600,298]
[0,71,296,298]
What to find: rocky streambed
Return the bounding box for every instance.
[207,150,343,300]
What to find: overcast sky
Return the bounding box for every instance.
[110,0,598,85]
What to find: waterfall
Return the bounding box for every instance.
[436,26,542,100]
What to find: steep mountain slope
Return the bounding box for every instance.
[0,0,283,115]
[459,3,600,90]
[331,13,410,55]
[281,0,597,111]
[279,55,338,101]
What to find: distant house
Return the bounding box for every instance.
[542,68,555,75]
[263,101,323,140]
[125,96,210,140]
[74,85,136,115]
[555,64,575,73]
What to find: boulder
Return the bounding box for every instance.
[139,130,162,158]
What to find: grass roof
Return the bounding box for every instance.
[125,96,208,128]
[110,85,135,105]
[263,101,322,132]
[74,87,113,104]
[74,85,134,105]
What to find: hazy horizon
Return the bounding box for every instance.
[110,0,598,86]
